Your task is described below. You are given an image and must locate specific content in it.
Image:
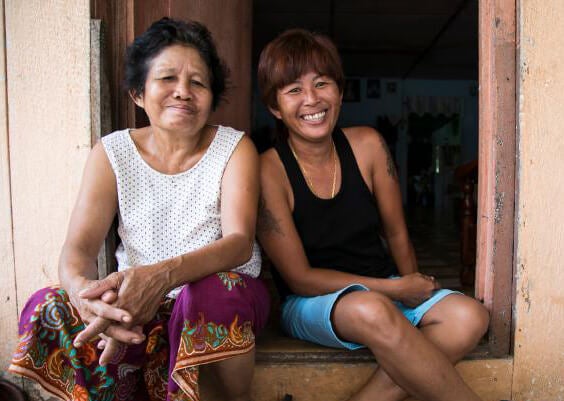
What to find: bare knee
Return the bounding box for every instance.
[333,291,407,348]
[462,298,490,343]
[431,295,490,350]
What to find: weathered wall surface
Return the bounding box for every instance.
[0,0,18,373]
[513,0,564,399]
[0,0,91,370]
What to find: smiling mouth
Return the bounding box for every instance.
[169,104,197,114]
[301,110,327,122]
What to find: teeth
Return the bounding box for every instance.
[302,111,326,121]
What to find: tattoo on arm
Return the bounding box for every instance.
[257,195,284,236]
[378,134,399,181]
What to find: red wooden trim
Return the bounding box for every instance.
[477,0,516,357]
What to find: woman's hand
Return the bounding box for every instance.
[109,265,168,325]
[75,264,167,346]
[70,276,146,350]
[67,277,132,326]
[394,273,440,308]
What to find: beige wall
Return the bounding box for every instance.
[0,0,18,372]
[0,0,91,370]
[512,0,564,399]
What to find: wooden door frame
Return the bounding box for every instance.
[93,0,518,358]
[477,0,516,357]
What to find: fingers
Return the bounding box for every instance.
[79,272,124,300]
[99,337,122,366]
[88,298,132,323]
[75,318,145,349]
[97,338,107,350]
[74,316,111,347]
[98,330,143,366]
[101,290,118,304]
[104,324,145,344]
[425,275,441,290]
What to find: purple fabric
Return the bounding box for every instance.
[9,272,269,401]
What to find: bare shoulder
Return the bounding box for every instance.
[259,148,286,183]
[257,148,291,236]
[233,133,259,161]
[261,146,294,199]
[342,126,384,150]
[89,141,113,173]
[342,126,398,181]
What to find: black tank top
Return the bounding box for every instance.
[273,127,397,300]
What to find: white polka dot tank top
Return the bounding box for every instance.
[101,126,262,297]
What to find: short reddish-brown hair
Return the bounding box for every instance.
[257,29,345,110]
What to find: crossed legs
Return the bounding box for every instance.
[332,292,489,401]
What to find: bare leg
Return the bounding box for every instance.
[332,291,487,401]
[345,294,489,401]
[207,348,256,401]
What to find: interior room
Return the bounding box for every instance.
[251,0,479,293]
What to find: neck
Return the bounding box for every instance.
[288,135,334,166]
[150,125,209,158]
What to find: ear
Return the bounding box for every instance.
[268,105,282,120]
[129,90,144,109]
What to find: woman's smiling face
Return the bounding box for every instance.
[133,44,213,134]
[270,71,343,142]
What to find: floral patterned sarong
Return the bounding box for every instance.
[9,272,269,401]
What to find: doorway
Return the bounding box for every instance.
[251,0,480,294]
[93,0,516,357]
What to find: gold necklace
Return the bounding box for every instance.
[289,140,337,198]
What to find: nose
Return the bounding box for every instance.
[173,80,193,100]
[303,87,320,105]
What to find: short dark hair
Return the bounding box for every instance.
[257,28,344,111]
[124,17,228,110]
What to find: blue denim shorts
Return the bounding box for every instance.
[281,283,459,350]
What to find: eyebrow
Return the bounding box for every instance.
[154,67,176,74]
[290,74,324,84]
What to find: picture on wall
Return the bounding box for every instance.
[386,81,398,94]
[343,79,361,102]
[366,79,381,99]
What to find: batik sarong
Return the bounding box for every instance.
[9,272,269,401]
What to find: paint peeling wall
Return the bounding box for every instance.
[513,0,564,399]
[0,0,91,370]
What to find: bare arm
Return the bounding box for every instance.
[60,143,145,356]
[59,142,133,324]
[365,129,418,276]
[345,127,439,305]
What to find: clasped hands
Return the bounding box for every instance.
[70,264,165,366]
[394,272,441,308]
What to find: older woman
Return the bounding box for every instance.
[10,18,269,401]
[257,29,489,401]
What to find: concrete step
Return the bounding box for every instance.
[201,329,513,401]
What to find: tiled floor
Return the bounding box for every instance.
[406,207,474,295]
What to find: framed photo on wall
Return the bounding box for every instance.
[343,79,360,102]
[366,79,381,99]
[386,81,397,94]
